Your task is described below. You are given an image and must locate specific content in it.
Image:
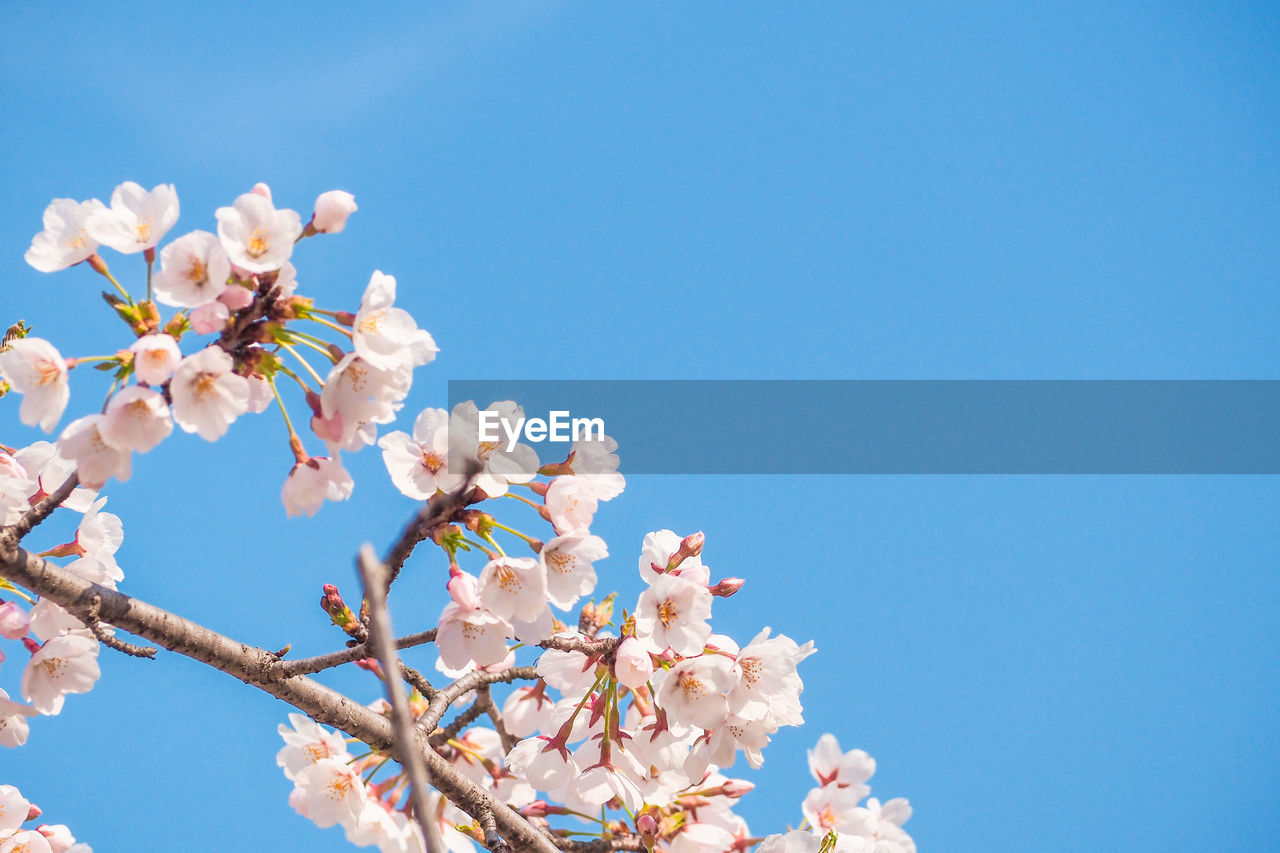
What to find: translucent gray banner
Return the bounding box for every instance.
[446,381,1280,474]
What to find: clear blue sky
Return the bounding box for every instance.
[2,2,1278,851]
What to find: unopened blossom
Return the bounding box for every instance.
[477,556,547,623]
[281,456,355,517]
[377,407,454,499]
[613,636,655,690]
[639,529,710,586]
[152,231,229,307]
[97,387,172,453]
[312,190,357,233]
[0,604,29,641]
[56,415,132,489]
[0,689,37,748]
[24,198,105,272]
[658,655,736,730]
[127,335,182,385]
[0,830,53,853]
[12,442,95,511]
[169,347,250,441]
[351,271,438,371]
[215,191,302,273]
[34,825,75,853]
[545,475,598,534]
[276,713,351,781]
[189,301,230,335]
[809,733,877,791]
[290,758,366,829]
[635,573,713,656]
[0,338,69,433]
[22,632,100,715]
[318,354,411,452]
[540,532,607,610]
[85,181,179,253]
[218,282,254,311]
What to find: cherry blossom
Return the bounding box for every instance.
[11,442,95,511]
[613,636,655,690]
[448,401,539,499]
[21,633,100,715]
[289,758,367,829]
[312,191,357,234]
[544,476,598,535]
[56,416,132,489]
[97,387,172,453]
[377,407,454,500]
[539,532,606,610]
[169,347,250,441]
[126,335,182,386]
[24,198,105,273]
[0,690,37,748]
[477,556,547,624]
[281,457,355,518]
[635,573,714,656]
[189,301,230,335]
[0,338,70,433]
[351,272,438,371]
[318,354,410,452]
[215,191,302,273]
[152,231,230,307]
[276,713,352,780]
[84,182,179,254]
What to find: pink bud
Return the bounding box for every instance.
[0,601,30,640]
[709,577,745,598]
[637,813,659,838]
[720,778,754,798]
[26,803,42,821]
[37,824,75,853]
[520,800,551,818]
[250,182,272,201]
[22,637,41,655]
[218,284,254,311]
[613,636,655,690]
[312,190,358,234]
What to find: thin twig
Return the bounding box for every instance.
[8,474,79,540]
[77,592,157,658]
[400,661,438,699]
[416,666,539,737]
[381,460,482,590]
[274,629,438,679]
[357,545,438,849]
[430,686,492,746]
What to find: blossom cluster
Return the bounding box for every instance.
[0,441,114,747]
[0,784,91,853]
[4,181,435,516]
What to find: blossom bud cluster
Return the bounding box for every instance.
[0,783,92,852]
[6,182,436,516]
[0,443,117,747]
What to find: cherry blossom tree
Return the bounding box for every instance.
[0,182,915,853]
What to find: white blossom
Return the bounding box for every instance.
[351,271,437,371]
[215,191,302,273]
[127,334,182,385]
[24,199,105,272]
[0,339,69,433]
[281,457,355,517]
[21,632,100,715]
[635,573,713,656]
[377,407,454,500]
[169,347,250,441]
[85,182,179,254]
[97,387,172,453]
[312,191,357,233]
[57,416,131,489]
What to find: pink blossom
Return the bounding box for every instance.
[189,301,230,335]
[215,191,302,273]
[21,632,100,715]
[281,457,355,517]
[98,387,172,453]
[0,604,29,641]
[613,637,654,690]
[170,347,250,441]
[352,271,437,370]
[634,574,713,656]
[128,334,182,385]
[0,689,38,748]
[545,476,598,535]
[56,415,132,489]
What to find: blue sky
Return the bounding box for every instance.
[2,2,1278,851]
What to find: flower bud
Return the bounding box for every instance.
[37,823,75,853]
[666,531,704,571]
[251,182,272,201]
[0,601,30,640]
[25,803,42,821]
[22,637,41,655]
[637,813,659,851]
[312,191,357,234]
[708,577,745,598]
[719,778,754,798]
[613,636,654,690]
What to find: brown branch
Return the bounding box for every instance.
[75,593,157,658]
[430,686,492,746]
[382,460,482,590]
[478,807,512,853]
[555,838,646,852]
[0,534,558,853]
[274,629,438,678]
[357,545,439,851]
[9,473,79,539]
[484,689,518,755]
[539,635,619,657]
[416,666,539,737]
[399,661,439,699]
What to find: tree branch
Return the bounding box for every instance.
[415,666,539,737]
[357,545,439,850]
[275,629,437,678]
[10,473,79,539]
[0,533,558,853]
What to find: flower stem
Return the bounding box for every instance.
[307,315,354,339]
[489,520,539,546]
[279,341,326,387]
